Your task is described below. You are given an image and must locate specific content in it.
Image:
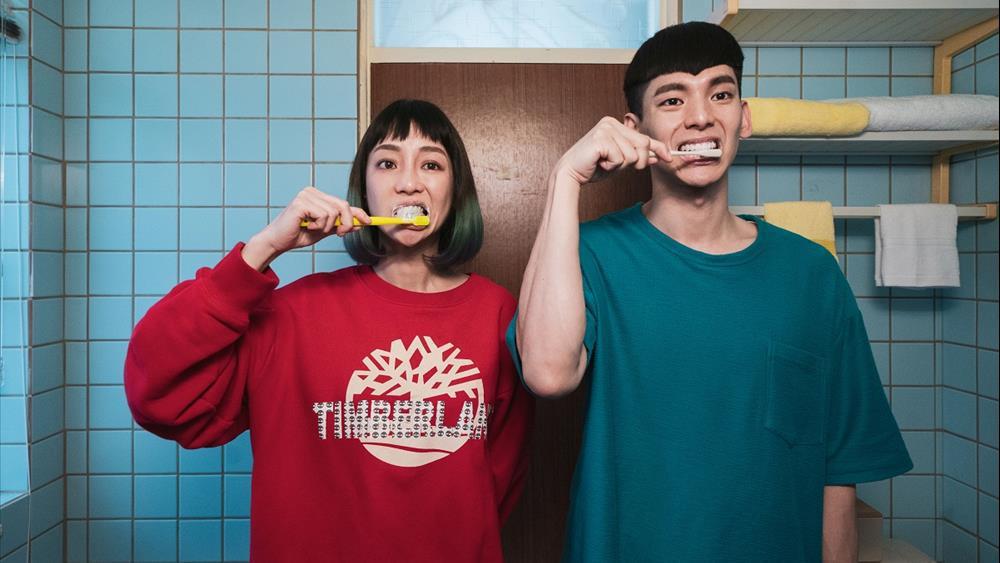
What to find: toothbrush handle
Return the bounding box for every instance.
[299,217,407,228]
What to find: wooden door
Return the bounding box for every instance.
[372,63,650,562]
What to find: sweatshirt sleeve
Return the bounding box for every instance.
[124,243,280,449]
[489,296,535,523]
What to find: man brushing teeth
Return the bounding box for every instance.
[513,21,912,563]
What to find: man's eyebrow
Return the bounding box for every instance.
[652,82,688,97]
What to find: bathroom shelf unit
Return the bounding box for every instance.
[730,204,998,221]
[740,130,999,155]
[706,0,998,42]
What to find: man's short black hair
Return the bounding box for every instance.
[624,22,744,117]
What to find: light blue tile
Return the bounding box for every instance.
[891,343,933,385]
[982,397,999,448]
[135,252,178,294]
[64,209,88,254]
[757,164,799,203]
[269,163,311,206]
[90,0,133,26]
[32,111,64,161]
[180,475,222,517]
[272,250,314,285]
[845,252,885,297]
[65,475,86,518]
[943,343,977,392]
[64,385,87,430]
[758,47,800,75]
[64,31,89,74]
[89,341,128,385]
[846,165,889,205]
[136,163,178,206]
[89,519,132,561]
[979,211,999,251]
[740,77,756,97]
[225,208,268,248]
[957,221,977,252]
[180,208,223,250]
[315,76,356,118]
[976,34,999,60]
[27,476,63,537]
[952,65,976,94]
[802,47,844,76]
[64,0,87,25]
[31,297,64,346]
[802,77,844,100]
[224,474,250,517]
[891,47,933,75]
[848,47,889,75]
[269,31,312,73]
[977,151,999,202]
[890,164,930,203]
[31,63,62,115]
[727,163,755,205]
[180,163,223,205]
[180,251,223,279]
[315,119,356,162]
[953,47,975,69]
[949,156,976,204]
[134,475,176,518]
[89,385,131,429]
[894,520,936,559]
[88,430,132,474]
[180,30,222,73]
[982,493,999,546]
[88,475,131,518]
[135,119,179,161]
[65,429,87,473]
[891,298,934,340]
[980,301,999,349]
[981,350,999,400]
[89,207,132,250]
[757,76,799,98]
[90,118,133,162]
[65,298,87,340]
[224,30,267,73]
[180,75,223,117]
[225,163,267,205]
[65,520,86,563]
[225,75,267,117]
[1,58,26,107]
[315,31,356,74]
[89,252,132,295]
[89,296,134,340]
[0,396,27,443]
[270,75,312,118]
[891,386,934,430]
[900,431,934,474]
[179,445,221,473]
[942,388,977,439]
[89,28,132,72]
[136,0,178,27]
[892,474,935,518]
[134,431,177,473]
[65,118,89,162]
[942,432,977,486]
[135,295,160,324]
[846,76,890,97]
[179,520,222,562]
[223,432,252,472]
[1,107,28,154]
[225,120,268,162]
[224,0,266,28]
[976,58,999,96]
[135,74,177,119]
[891,77,933,96]
[64,74,88,117]
[180,119,223,161]
[982,445,999,497]
[135,29,177,73]
[180,0,222,27]
[224,519,250,562]
[270,0,312,28]
[31,15,62,69]
[134,520,177,562]
[269,119,312,162]
[943,477,978,534]
[316,0,356,29]
[30,524,63,562]
[0,444,28,492]
[858,298,889,338]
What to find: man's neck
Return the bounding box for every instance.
[642,174,758,255]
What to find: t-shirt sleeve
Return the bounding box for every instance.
[825,307,913,485]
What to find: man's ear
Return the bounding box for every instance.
[624,112,641,131]
[739,99,752,139]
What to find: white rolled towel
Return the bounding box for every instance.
[829,95,999,131]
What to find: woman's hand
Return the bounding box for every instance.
[242,187,371,272]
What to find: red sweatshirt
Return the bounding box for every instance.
[125,244,532,562]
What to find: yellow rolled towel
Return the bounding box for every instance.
[746,98,869,137]
[763,201,837,258]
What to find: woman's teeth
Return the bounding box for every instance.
[393,205,428,220]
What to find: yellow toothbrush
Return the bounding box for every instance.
[300,216,430,228]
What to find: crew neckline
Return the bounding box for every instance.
[353,265,481,307]
[630,203,767,266]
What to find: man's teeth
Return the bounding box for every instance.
[393,205,428,220]
[679,141,718,152]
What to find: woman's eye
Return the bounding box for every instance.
[376,159,396,169]
[423,161,444,171]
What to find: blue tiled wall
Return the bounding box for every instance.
[58,0,359,561]
[1,1,67,562]
[940,33,999,563]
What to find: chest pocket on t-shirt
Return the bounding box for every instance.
[765,340,827,446]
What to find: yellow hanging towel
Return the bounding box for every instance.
[746,98,869,137]
[763,201,837,258]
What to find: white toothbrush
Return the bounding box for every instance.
[647,148,723,159]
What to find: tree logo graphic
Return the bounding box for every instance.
[313,336,491,467]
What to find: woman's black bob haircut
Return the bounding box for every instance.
[624,22,744,118]
[344,99,483,272]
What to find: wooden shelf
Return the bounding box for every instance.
[708,0,998,42]
[740,130,998,155]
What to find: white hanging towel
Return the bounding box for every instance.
[875,204,960,288]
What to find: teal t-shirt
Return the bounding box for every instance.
[507,204,912,562]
